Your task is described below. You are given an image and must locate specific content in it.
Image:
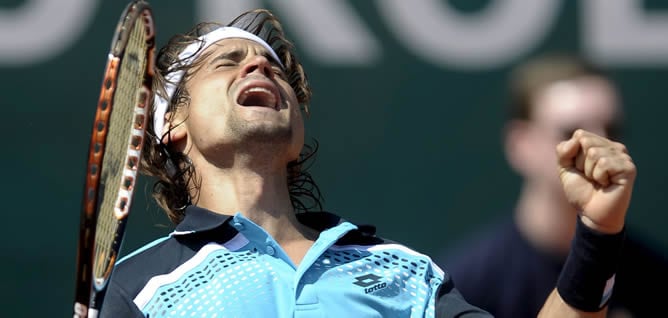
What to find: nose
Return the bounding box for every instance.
[239,55,274,79]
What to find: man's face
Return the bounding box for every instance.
[177,37,304,163]
[525,76,621,186]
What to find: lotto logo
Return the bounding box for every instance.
[353,274,387,294]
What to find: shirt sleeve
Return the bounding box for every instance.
[99,278,146,318]
[433,271,493,318]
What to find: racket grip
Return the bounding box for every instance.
[73,302,87,317]
[73,303,99,318]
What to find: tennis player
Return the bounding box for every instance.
[100,9,636,318]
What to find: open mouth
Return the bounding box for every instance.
[237,85,279,110]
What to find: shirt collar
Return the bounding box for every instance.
[173,205,233,235]
[172,205,379,244]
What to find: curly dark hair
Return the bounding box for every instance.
[141,9,322,224]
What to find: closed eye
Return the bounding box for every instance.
[272,65,286,78]
[215,60,237,68]
[210,49,244,67]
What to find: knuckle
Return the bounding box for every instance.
[580,136,595,149]
[597,156,609,167]
[616,143,629,153]
[587,147,602,159]
[621,153,633,162]
[591,148,608,162]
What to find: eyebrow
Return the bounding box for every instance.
[209,48,246,65]
[208,46,280,67]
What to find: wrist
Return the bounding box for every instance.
[579,214,625,235]
[556,216,626,312]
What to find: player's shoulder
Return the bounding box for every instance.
[103,235,179,303]
[333,233,445,279]
[111,235,185,284]
[116,236,174,266]
[322,214,442,269]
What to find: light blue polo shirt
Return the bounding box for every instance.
[103,206,489,317]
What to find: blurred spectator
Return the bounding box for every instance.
[436,53,668,318]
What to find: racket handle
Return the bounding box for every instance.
[73,302,86,317]
[74,303,99,318]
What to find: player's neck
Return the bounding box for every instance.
[194,161,316,244]
[515,182,578,257]
[196,163,289,212]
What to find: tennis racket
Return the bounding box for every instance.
[73,1,155,317]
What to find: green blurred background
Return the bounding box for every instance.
[2,0,667,316]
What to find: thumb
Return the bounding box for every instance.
[556,138,580,169]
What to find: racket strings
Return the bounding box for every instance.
[93,18,149,285]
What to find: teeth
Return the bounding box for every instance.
[246,87,272,94]
[238,87,277,108]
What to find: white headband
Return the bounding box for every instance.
[153,26,284,141]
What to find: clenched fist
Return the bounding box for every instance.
[556,129,637,234]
